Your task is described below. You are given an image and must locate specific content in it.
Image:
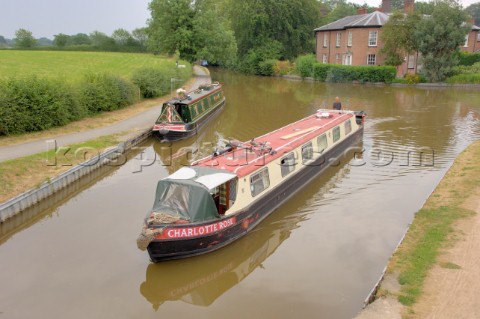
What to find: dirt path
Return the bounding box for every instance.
[411,192,480,319]
[0,66,211,162]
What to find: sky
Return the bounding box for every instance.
[0,0,478,39]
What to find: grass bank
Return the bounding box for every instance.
[381,140,480,311]
[0,133,128,203]
[0,50,176,81]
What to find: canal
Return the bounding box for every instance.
[1,69,479,319]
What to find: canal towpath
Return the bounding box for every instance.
[0,65,211,163]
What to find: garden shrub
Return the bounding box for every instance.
[273,60,294,76]
[131,68,171,98]
[295,54,317,78]
[446,73,480,84]
[258,59,277,76]
[311,63,396,83]
[458,51,480,66]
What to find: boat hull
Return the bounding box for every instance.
[147,126,363,262]
[153,99,225,142]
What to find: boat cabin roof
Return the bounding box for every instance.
[193,110,355,178]
[170,83,222,106]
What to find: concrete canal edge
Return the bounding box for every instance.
[0,128,153,223]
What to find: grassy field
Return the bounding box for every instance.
[0,50,180,81]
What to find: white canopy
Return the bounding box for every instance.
[195,173,236,190]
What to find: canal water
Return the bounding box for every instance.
[1,70,479,319]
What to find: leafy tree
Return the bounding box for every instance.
[147,0,196,61]
[53,33,69,47]
[193,0,237,66]
[132,28,148,48]
[69,33,91,45]
[414,1,436,14]
[465,2,480,25]
[90,31,116,51]
[112,28,133,45]
[37,37,53,46]
[14,29,36,48]
[414,0,470,82]
[380,11,420,66]
[323,0,358,23]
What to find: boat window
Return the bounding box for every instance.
[317,134,328,154]
[345,120,352,135]
[250,168,270,197]
[302,142,314,163]
[280,152,296,177]
[333,126,341,143]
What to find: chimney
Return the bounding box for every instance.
[381,0,392,13]
[357,7,368,15]
[404,0,415,14]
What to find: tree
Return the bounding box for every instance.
[323,0,358,24]
[69,33,91,45]
[132,28,148,49]
[147,0,196,60]
[0,35,7,47]
[380,11,420,66]
[90,31,116,51]
[193,0,237,66]
[53,33,69,47]
[112,28,133,45]
[14,28,36,48]
[414,0,470,82]
[415,1,436,14]
[465,2,480,25]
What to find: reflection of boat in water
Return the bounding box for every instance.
[139,150,359,310]
[138,110,365,262]
[152,82,226,141]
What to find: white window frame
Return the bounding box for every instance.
[322,53,327,64]
[347,31,353,47]
[368,31,378,47]
[336,32,341,47]
[323,33,328,47]
[464,34,469,47]
[367,54,376,65]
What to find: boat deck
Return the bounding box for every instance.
[195,110,355,177]
[173,84,222,105]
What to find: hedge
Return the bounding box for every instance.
[0,65,192,135]
[311,63,396,83]
[458,51,480,66]
[446,73,480,84]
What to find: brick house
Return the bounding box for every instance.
[314,0,480,77]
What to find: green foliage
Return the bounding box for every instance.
[77,73,139,113]
[310,62,396,83]
[238,40,283,74]
[90,31,117,51]
[14,29,37,48]
[295,54,317,78]
[323,0,358,24]
[465,2,480,25]
[257,59,277,76]
[414,0,470,82]
[131,68,171,98]
[381,11,420,66]
[446,73,480,84]
[457,51,480,66]
[0,77,84,135]
[53,34,69,47]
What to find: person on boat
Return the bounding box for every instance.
[176,87,187,99]
[333,96,342,110]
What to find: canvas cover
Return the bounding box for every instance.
[152,179,218,222]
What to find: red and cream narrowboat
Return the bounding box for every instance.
[152,82,225,141]
[138,109,366,262]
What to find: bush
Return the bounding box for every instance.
[295,54,317,78]
[273,60,294,76]
[131,68,171,98]
[458,51,480,66]
[0,76,84,135]
[451,62,480,75]
[404,74,422,84]
[78,73,139,113]
[311,63,396,83]
[258,59,277,76]
[446,74,480,84]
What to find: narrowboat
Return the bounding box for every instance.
[152,82,225,141]
[137,109,366,262]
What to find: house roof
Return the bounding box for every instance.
[314,11,480,32]
[314,11,390,32]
